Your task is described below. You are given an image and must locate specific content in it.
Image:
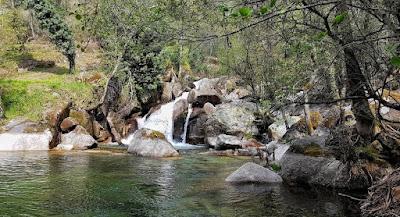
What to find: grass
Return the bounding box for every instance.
[0,78,93,121]
[0,39,105,124]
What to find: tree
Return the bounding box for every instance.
[26,0,76,72]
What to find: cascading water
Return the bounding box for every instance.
[122,92,199,149]
[180,104,192,144]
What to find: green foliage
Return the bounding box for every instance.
[332,12,347,25]
[270,163,281,172]
[239,7,253,17]
[390,56,400,68]
[270,0,277,8]
[0,8,29,68]
[26,0,76,72]
[260,5,269,15]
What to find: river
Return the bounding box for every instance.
[0,150,361,217]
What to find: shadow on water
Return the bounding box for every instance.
[0,151,362,217]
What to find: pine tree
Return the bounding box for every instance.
[26,0,76,72]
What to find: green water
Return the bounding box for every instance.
[0,151,360,217]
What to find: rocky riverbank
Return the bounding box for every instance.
[0,73,399,216]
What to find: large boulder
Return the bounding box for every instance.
[69,109,93,135]
[187,113,208,144]
[127,128,179,158]
[188,88,221,107]
[60,117,78,133]
[56,126,97,150]
[268,116,301,141]
[226,162,283,183]
[161,82,173,103]
[279,153,370,189]
[225,88,251,101]
[207,134,243,150]
[205,101,259,139]
[0,119,51,151]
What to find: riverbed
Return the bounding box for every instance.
[0,151,360,217]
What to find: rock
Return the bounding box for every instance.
[60,117,78,133]
[207,134,243,150]
[190,107,205,119]
[162,67,176,82]
[266,141,290,161]
[205,101,259,139]
[279,153,369,189]
[93,120,112,143]
[193,78,220,90]
[56,126,97,150]
[187,114,208,144]
[188,88,221,107]
[268,116,301,141]
[70,109,93,135]
[172,82,183,98]
[45,102,72,149]
[173,99,188,121]
[290,135,328,147]
[203,102,216,115]
[225,162,283,183]
[225,88,251,101]
[127,128,179,158]
[0,119,51,151]
[161,82,173,103]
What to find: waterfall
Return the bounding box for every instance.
[122,92,199,149]
[181,104,192,144]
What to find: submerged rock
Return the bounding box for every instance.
[56,126,97,150]
[226,162,283,183]
[127,128,179,158]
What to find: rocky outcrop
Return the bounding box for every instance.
[127,128,179,158]
[161,82,173,103]
[56,126,97,150]
[188,88,221,107]
[207,134,243,150]
[60,117,78,133]
[0,119,51,151]
[268,115,301,141]
[279,153,370,189]
[226,162,282,183]
[69,109,93,135]
[187,113,207,144]
[45,102,72,149]
[205,101,258,140]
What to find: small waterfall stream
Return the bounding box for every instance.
[181,104,192,144]
[122,92,197,149]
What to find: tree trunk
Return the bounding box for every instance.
[29,10,36,39]
[68,54,75,73]
[304,90,314,135]
[337,0,375,140]
[343,47,375,139]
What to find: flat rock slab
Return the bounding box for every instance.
[225,162,283,184]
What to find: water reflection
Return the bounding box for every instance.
[0,151,361,217]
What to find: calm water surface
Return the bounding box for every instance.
[0,151,360,217]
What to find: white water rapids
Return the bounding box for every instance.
[122,92,199,149]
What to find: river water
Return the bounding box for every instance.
[0,151,361,217]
